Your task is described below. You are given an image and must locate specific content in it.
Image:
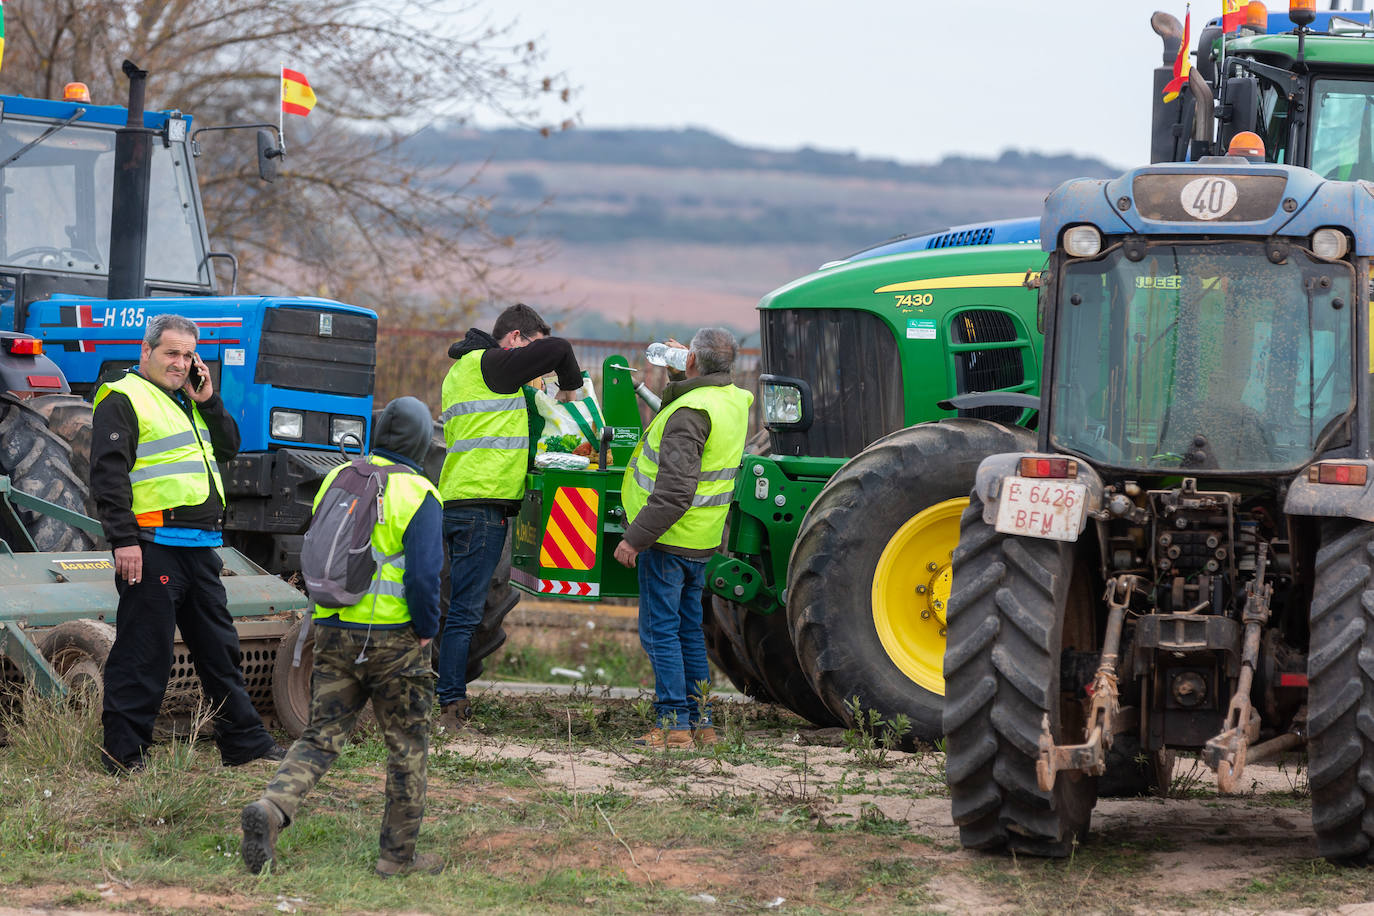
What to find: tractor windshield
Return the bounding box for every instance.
[0,116,208,286]
[1051,241,1354,473]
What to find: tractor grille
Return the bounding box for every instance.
[952,309,1018,344]
[951,308,1026,425]
[254,307,376,396]
[761,308,904,458]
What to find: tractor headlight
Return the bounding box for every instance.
[270,409,304,440]
[1062,225,1103,258]
[760,374,812,431]
[330,416,366,448]
[1311,228,1349,260]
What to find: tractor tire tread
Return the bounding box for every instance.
[943,490,1096,857]
[1308,518,1374,863]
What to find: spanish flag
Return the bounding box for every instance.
[1221,0,1245,33]
[281,68,316,117]
[1162,7,1191,103]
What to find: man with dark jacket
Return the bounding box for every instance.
[92,313,283,773]
[613,328,753,749]
[435,303,583,731]
[241,396,445,877]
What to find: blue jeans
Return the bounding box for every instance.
[436,505,508,705]
[637,548,711,730]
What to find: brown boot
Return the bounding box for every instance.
[693,726,719,747]
[376,852,445,877]
[436,698,472,734]
[632,727,693,749]
[240,799,285,875]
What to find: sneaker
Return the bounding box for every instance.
[241,800,284,875]
[436,699,473,735]
[632,727,693,749]
[692,726,719,747]
[375,852,445,877]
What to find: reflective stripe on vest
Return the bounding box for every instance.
[621,383,753,550]
[312,455,439,626]
[439,350,529,501]
[94,372,225,517]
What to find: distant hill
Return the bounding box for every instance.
[402,126,1121,334]
[410,124,1119,189]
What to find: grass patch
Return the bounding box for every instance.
[487,636,653,688]
[4,683,1366,914]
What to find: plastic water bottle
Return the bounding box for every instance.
[645,341,689,371]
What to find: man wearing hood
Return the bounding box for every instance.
[435,303,583,732]
[241,396,445,877]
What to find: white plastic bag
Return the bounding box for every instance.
[534,452,591,470]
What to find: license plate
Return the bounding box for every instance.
[994,476,1087,542]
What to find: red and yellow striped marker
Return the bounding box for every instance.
[539,486,599,570]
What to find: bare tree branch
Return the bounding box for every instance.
[3,0,578,315]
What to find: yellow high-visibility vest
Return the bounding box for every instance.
[439,350,528,501]
[94,372,225,517]
[311,455,439,626]
[622,384,753,549]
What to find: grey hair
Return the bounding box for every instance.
[690,327,737,376]
[144,314,200,349]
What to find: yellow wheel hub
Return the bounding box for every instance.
[872,497,966,695]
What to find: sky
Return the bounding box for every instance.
[450,0,1201,170]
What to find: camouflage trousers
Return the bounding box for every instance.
[264,624,435,866]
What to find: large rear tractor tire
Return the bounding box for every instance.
[28,394,95,488]
[418,415,519,682]
[734,599,840,726]
[0,394,97,551]
[788,418,1034,739]
[1308,518,1374,864]
[702,594,777,703]
[943,492,1098,856]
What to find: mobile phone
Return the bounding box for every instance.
[188,359,205,392]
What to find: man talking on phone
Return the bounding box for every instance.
[92,313,283,773]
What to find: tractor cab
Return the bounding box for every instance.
[1049,230,1355,475]
[1152,0,1374,173]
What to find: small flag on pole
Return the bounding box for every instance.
[1,1,7,73]
[1222,0,1245,33]
[281,68,316,117]
[1162,7,1191,103]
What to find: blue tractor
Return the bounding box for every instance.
[0,64,376,573]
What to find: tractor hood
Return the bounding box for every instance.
[1041,161,1374,255]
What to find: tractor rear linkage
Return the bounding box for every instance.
[1037,549,1303,794]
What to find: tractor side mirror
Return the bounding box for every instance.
[257,129,283,183]
[1218,77,1260,155]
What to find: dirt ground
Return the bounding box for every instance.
[424,729,1340,914]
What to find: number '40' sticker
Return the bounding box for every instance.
[1180,176,1238,221]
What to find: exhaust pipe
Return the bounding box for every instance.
[107,60,152,301]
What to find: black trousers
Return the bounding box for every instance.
[101,541,275,768]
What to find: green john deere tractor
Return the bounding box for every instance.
[703,243,1044,733]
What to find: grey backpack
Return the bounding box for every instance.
[301,459,414,608]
